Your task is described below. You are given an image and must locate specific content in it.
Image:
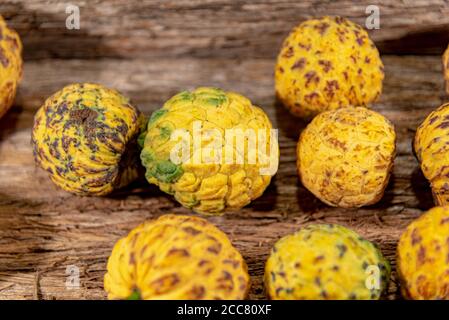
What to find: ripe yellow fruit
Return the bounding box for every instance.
[297,107,396,208]
[414,103,449,206]
[265,224,390,300]
[140,87,279,215]
[443,45,449,95]
[397,206,449,299]
[0,15,22,119]
[32,83,146,196]
[104,214,250,300]
[275,16,384,119]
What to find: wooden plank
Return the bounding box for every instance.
[0,55,445,299]
[1,0,449,60]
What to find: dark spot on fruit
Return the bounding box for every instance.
[292,57,307,70]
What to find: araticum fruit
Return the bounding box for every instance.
[297,107,396,208]
[414,102,449,206]
[104,214,250,300]
[275,16,384,119]
[140,87,279,215]
[397,206,449,300]
[32,83,146,196]
[0,15,22,119]
[265,224,390,300]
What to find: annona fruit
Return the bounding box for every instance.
[0,15,22,119]
[140,87,279,215]
[443,45,449,95]
[414,102,449,205]
[265,224,390,300]
[275,16,384,119]
[397,206,449,299]
[104,214,250,300]
[297,107,395,208]
[32,83,146,196]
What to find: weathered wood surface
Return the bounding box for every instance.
[1,0,449,59]
[0,54,446,299]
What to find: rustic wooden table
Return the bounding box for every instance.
[0,0,449,299]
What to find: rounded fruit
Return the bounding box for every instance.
[0,15,23,119]
[414,103,449,206]
[264,224,390,300]
[140,87,279,215]
[297,106,395,208]
[397,206,449,300]
[443,45,449,95]
[32,83,146,196]
[275,16,384,119]
[104,214,250,300]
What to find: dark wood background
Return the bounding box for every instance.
[0,0,448,299]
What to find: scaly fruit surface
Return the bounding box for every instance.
[275,16,383,119]
[140,87,279,215]
[297,107,395,208]
[0,15,22,119]
[265,224,390,300]
[414,103,449,206]
[32,83,146,195]
[397,206,449,300]
[104,214,250,300]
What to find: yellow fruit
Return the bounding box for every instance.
[0,15,22,119]
[275,16,384,119]
[104,214,250,300]
[414,103,449,206]
[297,107,395,208]
[443,45,449,95]
[397,206,449,299]
[140,87,279,215]
[32,83,146,196]
[265,224,390,300]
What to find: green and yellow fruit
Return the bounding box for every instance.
[140,87,279,215]
[104,214,250,300]
[265,224,390,300]
[297,107,396,208]
[0,15,22,119]
[32,83,146,195]
[397,206,449,300]
[414,103,449,206]
[275,16,383,119]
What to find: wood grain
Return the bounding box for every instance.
[1,0,449,60]
[0,54,446,299]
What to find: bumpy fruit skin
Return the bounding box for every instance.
[275,16,384,119]
[297,107,395,208]
[414,103,449,206]
[32,83,146,196]
[265,224,390,300]
[140,87,279,215]
[443,45,449,95]
[397,207,449,299]
[104,214,250,300]
[0,15,22,119]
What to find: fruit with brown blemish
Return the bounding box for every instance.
[264,224,390,300]
[414,103,449,206]
[296,107,396,208]
[31,83,146,195]
[275,16,384,119]
[397,206,449,300]
[0,15,22,119]
[104,214,250,300]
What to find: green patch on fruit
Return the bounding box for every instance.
[149,160,183,183]
[148,109,168,126]
[127,290,141,300]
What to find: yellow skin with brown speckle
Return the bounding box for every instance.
[414,103,449,206]
[32,83,146,196]
[104,214,250,300]
[265,224,390,300]
[443,45,449,95]
[397,206,449,300]
[0,15,22,119]
[297,107,396,208]
[275,16,384,119]
[140,87,279,215]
